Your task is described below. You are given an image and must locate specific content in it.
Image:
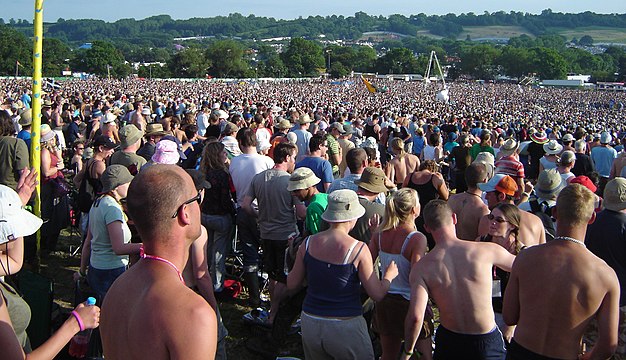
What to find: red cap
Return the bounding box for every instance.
[570,176,597,193]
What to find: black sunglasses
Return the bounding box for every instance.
[171,191,202,218]
[487,213,508,224]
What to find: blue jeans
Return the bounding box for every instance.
[202,213,233,291]
[87,265,126,302]
[236,208,261,273]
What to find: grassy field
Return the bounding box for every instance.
[457,26,534,40]
[550,26,626,44]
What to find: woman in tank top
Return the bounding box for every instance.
[287,189,398,359]
[369,188,432,360]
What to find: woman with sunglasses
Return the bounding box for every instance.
[76,165,142,301]
[478,203,523,345]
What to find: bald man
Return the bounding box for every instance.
[101,165,217,359]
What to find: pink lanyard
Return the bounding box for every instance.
[140,247,185,285]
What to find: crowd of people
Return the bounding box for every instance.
[1,76,626,359]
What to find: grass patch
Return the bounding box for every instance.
[458,26,534,40]
[549,26,626,44]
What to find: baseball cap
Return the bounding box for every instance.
[604,178,626,212]
[478,174,518,197]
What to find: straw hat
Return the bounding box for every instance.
[297,114,312,125]
[275,119,292,130]
[498,138,519,158]
[321,189,365,223]
[543,140,563,155]
[144,123,167,137]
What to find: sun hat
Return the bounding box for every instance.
[103,112,117,124]
[498,138,519,158]
[0,185,43,244]
[42,99,53,107]
[570,175,597,193]
[562,133,574,142]
[604,178,626,212]
[330,122,346,134]
[161,135,187,160]
[600,131,612,144]
[473,152,495,179]
[276,119,292,130]
[321,189,366,223]
[100,165,134,193]
[144,123,167,137]
[216,110,229,120]
[151,140,180,164]
[92,135,118,150]
[119,124,143,148]
[354,167,390,194]
[222,122,239,136]
[543,140,563,155]
[287,167,321,191]
[40,124,56,143]
[18,109,32,126]
[536,169,564,200]
[530,131,549,144]
[297,114,312,125]
[558,150,576,166]
[478,174,518,197]
[343,124,354,135]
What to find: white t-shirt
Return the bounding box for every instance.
[229,153,274,207]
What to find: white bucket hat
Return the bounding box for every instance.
[321,189,365,223]
[287,167,321,192]
[0,185,43,244]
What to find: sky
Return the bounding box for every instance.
[1,0,624,22]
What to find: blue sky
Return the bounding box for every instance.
[1,0,624,22]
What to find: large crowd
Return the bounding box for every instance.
[1,76,626,359]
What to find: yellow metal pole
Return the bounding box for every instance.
[31,0,44,263]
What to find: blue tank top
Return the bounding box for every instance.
[378,231,416,301]
[302,237,364,317]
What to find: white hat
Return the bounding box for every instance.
[287,168,321,191]
[543,140,563,155]
[0,185,43,244]
[321,189,365,223]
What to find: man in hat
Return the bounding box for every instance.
[584,178,626,358]
[338,124,356,177]
[387,138,420,188]
[268,118,291,159]
[289,167,327,235]
[561,133,575,153]
[221,122,241,158]
[477,174,546,246]
[293,114,313,163]
[402,200,514,360]
[16,109,32,152]
[448,163,490,241]
[350,167,389,244]
[527,130,548,181]
[242,142,305,325]
[495,138,525,199]
[110,124,146,175]
[137,123,167,162]
[591,131,617,196]
[101,165,217,359]
[503,184,619,360]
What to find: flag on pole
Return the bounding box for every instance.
[361,75,377,94]
[16,61,22,67]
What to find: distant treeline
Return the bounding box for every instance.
[3,10,626,46]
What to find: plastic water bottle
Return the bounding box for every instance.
[68,297,96,358]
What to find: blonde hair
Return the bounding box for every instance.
[556,184,595,226]
[379,188,419,232]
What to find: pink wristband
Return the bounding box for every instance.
[71,310,85,332]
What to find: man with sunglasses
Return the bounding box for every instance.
[101,165,217,359]
[477,174,546,247]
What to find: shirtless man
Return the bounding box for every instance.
[477,174,546,246]
[402,200,514,360]
[101,165,217,359]
[503,184,620,360]
[448,163,489,240]
[386,138,420,187]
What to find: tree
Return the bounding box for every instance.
[138,64,171,79]
[42,38,71,77]
[206,40,251,78]
[374,48,420,74]
[497,46,532,78]
[71,40,127,78]
[578,35,594,46]
[460,44,501,79]
[168,47,209,78]
[281,38,325,77]
[256,45,287,78]
[0,25,31,76]
[352,46,377,72]
[530,47,568,79]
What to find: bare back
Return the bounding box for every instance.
[101,263,217,360]
[414,239,514,334]
[448,192,489,241]
[504,241,619,359]
[389,153,420,185]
